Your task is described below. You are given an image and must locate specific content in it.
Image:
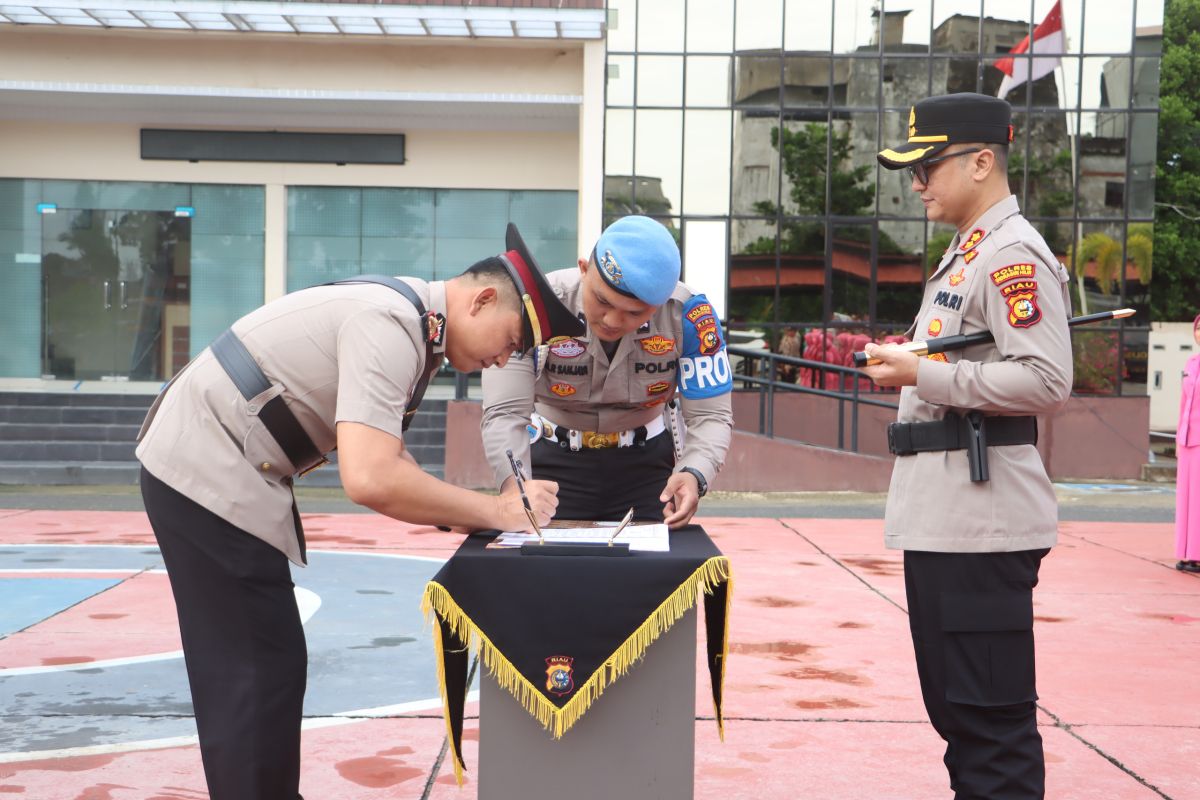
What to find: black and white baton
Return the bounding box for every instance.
[852,308,1136,368]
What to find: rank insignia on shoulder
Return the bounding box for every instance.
[928,318,943,337]
[546,655,575,697]
[963,249,980,264]
[549,382,577,397]
[960,228,986,252]
[948,268,966,286]
[991,263,1036,286]
[423,312,446,345]
[1006,290,1042,328]
[639,335,676,355]
[548,337,585,358]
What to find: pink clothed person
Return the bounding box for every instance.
[1175,314,1200,571]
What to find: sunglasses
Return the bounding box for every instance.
[907,147,985,185]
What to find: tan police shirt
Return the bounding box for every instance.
[136,280,447,565]
[480,269,734,490]
[885,195,1073,553]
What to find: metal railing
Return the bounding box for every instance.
[726,345,898,453]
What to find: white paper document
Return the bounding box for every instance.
[491,523,670,552]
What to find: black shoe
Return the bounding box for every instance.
[1178,560,1200,573]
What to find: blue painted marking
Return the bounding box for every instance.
[1055,482,1174,495]
[0,578,121,637]
[73,380,83,391]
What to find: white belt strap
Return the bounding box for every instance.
[530,412,666,450]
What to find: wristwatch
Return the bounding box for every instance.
[680,466,708,497]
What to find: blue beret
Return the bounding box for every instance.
[593,216,681,306]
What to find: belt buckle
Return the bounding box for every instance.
[583,431,619,449]
[298,457,329,478]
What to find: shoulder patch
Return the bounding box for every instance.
[1005,290,1042,328]
[990,263,1036,286]
[678,293,732,399]
[960,228,987,252]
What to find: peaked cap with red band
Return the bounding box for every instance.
[496,223,586,353]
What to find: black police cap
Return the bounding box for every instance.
[495,223,586,353]
[878,92,1013,170]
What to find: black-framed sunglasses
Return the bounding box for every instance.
[907,147,985,185]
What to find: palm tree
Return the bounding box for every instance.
[1067,224,1153,296]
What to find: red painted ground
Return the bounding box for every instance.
[0,508,1196,799]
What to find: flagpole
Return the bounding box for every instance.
[1056,6,1087,316]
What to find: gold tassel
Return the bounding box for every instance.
[420,556,732,749]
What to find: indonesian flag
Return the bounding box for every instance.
[994,0,1065,98]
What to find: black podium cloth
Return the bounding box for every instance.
[421,524,732,784]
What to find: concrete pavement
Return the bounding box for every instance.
[0,486,1195,799]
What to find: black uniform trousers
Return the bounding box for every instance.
[140,468,307,800]
[530,430,675,522]
[904,548,1050,800]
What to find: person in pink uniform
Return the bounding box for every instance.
[1177,313,1200,573]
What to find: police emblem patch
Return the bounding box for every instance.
[639,335,676,355]
[1006,291,1042,328]
[991,263,1036,285]
[928,318,943,337]
[550,382,577,397]
[549,337,585,358]
[424,312,446,346]
[647,380,671,395]
[960,228,986,252]
[546,655,575,697]
[948,268,966,287]
[600,249,623,285]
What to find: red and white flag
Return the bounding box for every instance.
[994,0,1066,98]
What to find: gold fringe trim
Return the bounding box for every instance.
[421,556,732,783]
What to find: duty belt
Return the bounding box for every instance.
[887,411,1037,483]
[531,412,667,451]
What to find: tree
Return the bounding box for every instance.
[1067,223,1153,295]
[744,123,901,255]
[1150,0,1200,321]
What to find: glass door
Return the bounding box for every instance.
[41,208,190,381]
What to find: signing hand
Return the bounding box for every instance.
[660,471,700,529]
[496,478,559,533]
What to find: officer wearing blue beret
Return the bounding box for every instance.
[481,215,734,526]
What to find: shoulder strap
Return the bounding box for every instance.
[326,275,437,433]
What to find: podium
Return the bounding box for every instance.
[421,525,730,792]
[479,609,696,799]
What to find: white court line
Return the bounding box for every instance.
[0,587,321,677]
[0,546,461,762]
[0,690,481,764]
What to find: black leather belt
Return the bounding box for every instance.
[888,412,1037,483]
[209,275,436,478]
[211,329,327,476]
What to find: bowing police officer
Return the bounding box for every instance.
[862,93,1073,800]
[481,215,734,526]
[135,224,583,800]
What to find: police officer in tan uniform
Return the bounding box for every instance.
[481,215,733,526]
[863,94,1072,799]
[136,224,583,800]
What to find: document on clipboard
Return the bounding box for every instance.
[490,522,670,552]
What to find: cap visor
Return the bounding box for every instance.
[877,140,950,170]
[505,223,586,350]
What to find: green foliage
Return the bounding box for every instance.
[1008,149,1073,251]
[1150,0,1200,321]
[925,230,956,270]
[1066,222,1153,295]
[743,123,903,256]
[1072,330,1120,394]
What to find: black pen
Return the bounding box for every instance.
[505,448,544,542]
